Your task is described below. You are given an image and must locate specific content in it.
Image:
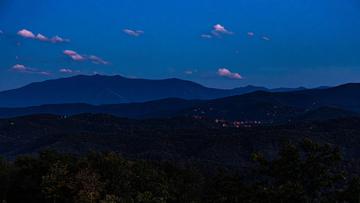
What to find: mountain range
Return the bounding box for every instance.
[0,77,359,123]
[0,75,311,107]
[0,75,360,164]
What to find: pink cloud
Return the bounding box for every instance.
[51,35,69,43]
[63,50,86,61]
[36,33,49,41]
[17,29,69,43]
[88,55,109,65]
[12,64,28,71]
[202,24,233,39]
[59,68,80,74]
[11,64,51,76]
[217,68,243,79]
[59,68,74,73]
[123,29,144,37]
[63,50,109,65]
[212,24,233,35]
[17,29,35,38]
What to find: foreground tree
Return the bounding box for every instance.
[41,161,74,203]
[252,138,346,202]
[75,168,103,203]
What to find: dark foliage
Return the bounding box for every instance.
[2,114,360,167]
[0,140,359,203]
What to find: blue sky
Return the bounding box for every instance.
[0,0,360,90]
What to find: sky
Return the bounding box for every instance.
[0,0,360,91]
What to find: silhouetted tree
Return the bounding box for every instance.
[41,161,74,203]
[75,168,103,203]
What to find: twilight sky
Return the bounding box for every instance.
[0,0,360,91]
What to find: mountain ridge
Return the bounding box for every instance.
[0,82,359,122]
[0,74,317,107]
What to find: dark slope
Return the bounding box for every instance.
[0,83,359,122]
[0,98,203,119]
[182,83,360,121]
[296,106,359,121]
[0,75,258,107]
[1,114,360,166]
[0,75,221,107]
[0,74,310,107]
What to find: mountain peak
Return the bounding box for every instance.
[0,75,238,107]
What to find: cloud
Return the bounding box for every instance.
[88,55,109,65]
[17,29,69,43]
[36,33,49,41]
[123,29,144,37]
[217,68,243,79]
[212,24,233,36]
[202,24,233,39]
[63,50,109,65]
[50,35,69,43]
[184,69,198,75]
[200,34,213,39]
[11,64,51,76]
[59,68,80,74]
[17,29,35,38]
[262,36,271,41]
[185,70,193,75]
[12,64,28,71]
[38,71,52,76]
[247,32,255,37]
[59,68,73,73]
[63,50,85,61]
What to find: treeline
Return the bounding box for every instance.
[0,139,359,203]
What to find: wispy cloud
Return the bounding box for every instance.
[185,70,194,75]
[123,29,144,37]
[200,34,213,39]
[38,71,52,76]
[261,36,271,41]
[11,64,51,76]
[247,32,255,37]
[88,55,110,65]
[217,68,242,79]
[63,50,85,61]
[50,35,69,43]
[59,68,80,74]
[17,29,69,43]
[63,50,109,65]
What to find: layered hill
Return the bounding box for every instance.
[0,75,309,107]
[0,83,359,123]
[1,114,360,167]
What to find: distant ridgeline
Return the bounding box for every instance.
[0,74,309,107]
[0,75,359,124]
